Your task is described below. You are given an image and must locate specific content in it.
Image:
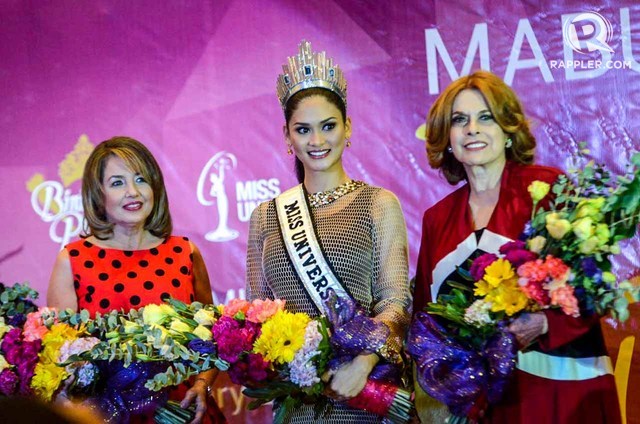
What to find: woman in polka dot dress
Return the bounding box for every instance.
[47,136,225,424]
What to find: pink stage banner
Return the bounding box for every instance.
[1,1,639,422]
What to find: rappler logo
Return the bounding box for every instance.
[562,11,614,54]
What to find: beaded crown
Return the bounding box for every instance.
[276,40,347,109]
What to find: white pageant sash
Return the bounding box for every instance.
[275,185,350,313]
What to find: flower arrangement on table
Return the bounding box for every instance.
[408,152,640,418]
[0,281,412,423]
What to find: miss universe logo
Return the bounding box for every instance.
[27,135,93,249]
[197,151,281,243]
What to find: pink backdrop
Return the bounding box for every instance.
[1,1,639,422]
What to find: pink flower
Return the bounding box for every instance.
[246,299,286,323]
[550,285,580,317]
[223,299,251,318]
[544,255,571,281]
[22,308,55,342]
[519,280,550,306]
[470,253,498,281]
[517,259,548,283]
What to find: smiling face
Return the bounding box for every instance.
[102,155,154,229]
[285,94,352,177]
[449,88,508,172]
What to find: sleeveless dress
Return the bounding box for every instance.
[246,184,411,423]
[66,235,226,423]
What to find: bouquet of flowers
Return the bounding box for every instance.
[408,152,640,418]
[57,293,412,423]
[0,283,99,404]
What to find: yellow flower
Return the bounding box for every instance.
[579,236,599,254]
[169,318,193,335]
[545,213,572,239]
[40,323,80,364]
[193,309,216,326]
[474,280,492,297]
[31,362,68,402]
[594,223,610,246]
[142,304,176,325]
[146,324,169,345]
[0,354,9,372]
[483,259,515,288]
[527,236,547,254]
[528,181,551,202]
[602,271,616,284]
[193,325,212,341]
[123,320,143,334]
[572,217,594,240]
[0,318,11,339]
[253,310,310,364]
[490,279,529,316]
[576,197,605,220]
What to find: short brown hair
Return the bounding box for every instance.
[81,136,172,239]
[426,70,536,184]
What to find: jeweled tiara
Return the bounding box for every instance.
[276,40,347,109]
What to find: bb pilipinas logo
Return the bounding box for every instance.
[27,134,93,249]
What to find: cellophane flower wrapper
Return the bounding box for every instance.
[239,291,413,423]
[409,150,640,418]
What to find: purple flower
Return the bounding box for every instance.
[227,353,271,385]
[7,314,26,327]
[247,353,270,382]
[581,257,602,282]
[1,328,23,364]
[470,253,498,281]
[499,240,526,254]
[499,241,537,268]
[212,317,258,363]
[188,339,216,356]
[227,361,248,385]
[0,369,18,396]
[520,221,534,239]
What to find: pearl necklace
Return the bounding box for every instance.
[306,180,366,208]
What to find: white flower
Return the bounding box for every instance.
[463,300,494,327]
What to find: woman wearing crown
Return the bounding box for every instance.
[245,41,412,423]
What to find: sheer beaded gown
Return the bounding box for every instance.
[246,182,411,424]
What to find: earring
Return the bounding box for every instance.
[505,138,513,148]
[287,145,293,155]
[447,146,453,153]
[346,139,351,148]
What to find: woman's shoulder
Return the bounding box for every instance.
[424,184,467,217]
[508,162,563,183]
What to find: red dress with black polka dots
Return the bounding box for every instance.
[67,236,196,315]
[66,235,226,423]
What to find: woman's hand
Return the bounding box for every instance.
[507,312,547,348]
[324,353,379,400]
[180,371,216,424]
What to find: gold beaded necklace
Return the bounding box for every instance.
[306,180,366,208]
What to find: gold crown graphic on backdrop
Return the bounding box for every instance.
[276,40,347,109]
